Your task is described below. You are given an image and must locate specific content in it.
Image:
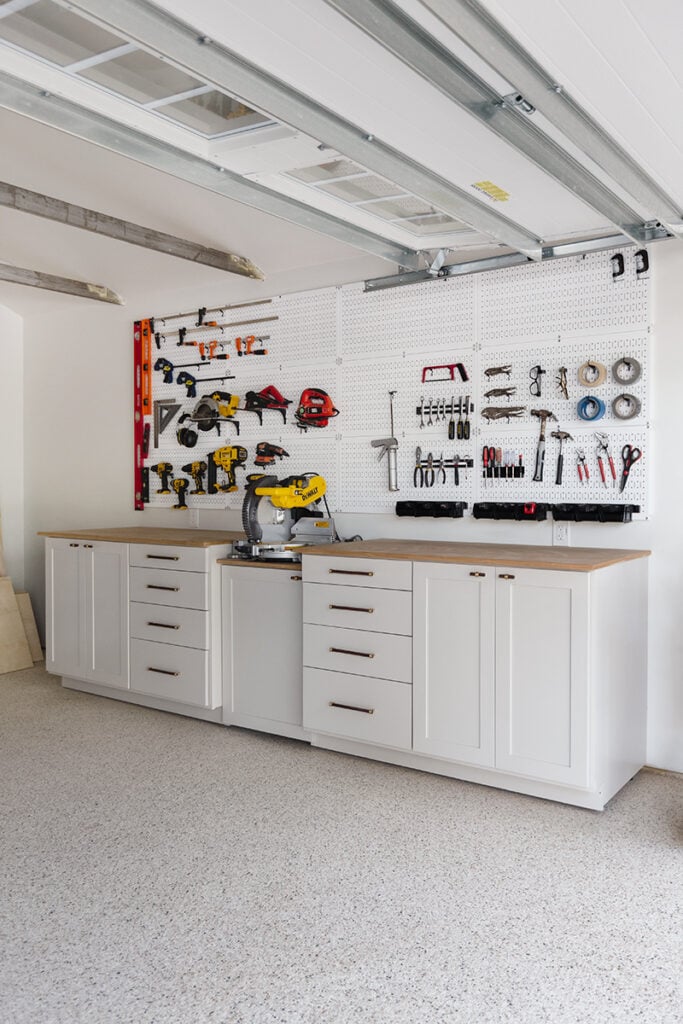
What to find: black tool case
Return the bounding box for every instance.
[551,504,640,523]
[472,502,550,521]
[395,501,467,518]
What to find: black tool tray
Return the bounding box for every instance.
[395,501,467,518]
[472,502,550,521]
[551,504,640,523]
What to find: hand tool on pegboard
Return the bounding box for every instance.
[484,364,512,377]
[619,444,642,493]
[165,315,278,341]
[595,433,616,488]
[422,362,468,383]
[576,449,590,483]
[236,334,268,357]
[154,356,229,383]
[153,400,181,447]
[485,386,517,401]
[177,370,236,398]
[156,298,273,325]
[531,409,557,482]
[370,391,399,492]
[551,430,573,485]
[481,406,526,421]
[556,367,569,400]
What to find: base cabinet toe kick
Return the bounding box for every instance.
[300,551,649,810]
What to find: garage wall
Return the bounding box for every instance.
[22,241,683,772]
[0,303,25,590]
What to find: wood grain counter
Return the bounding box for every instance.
[302,539,651,572]
[38,527,243,547]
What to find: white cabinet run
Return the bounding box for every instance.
[221,564,306,740]
[304,553,648,810]
[45,538,129,689]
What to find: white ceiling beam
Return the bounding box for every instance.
[0,180,265,279]
[0,71,420,269]
[0,262,123,303]
[421,0,683,236]
[324,0,668,246]
[63,0,544,259]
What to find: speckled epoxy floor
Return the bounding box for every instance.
[1,666,681,1024]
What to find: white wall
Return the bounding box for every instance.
[22,241,683,772]
[0,304,25,589]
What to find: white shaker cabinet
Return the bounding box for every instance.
[222,564,306,739]
[45,537,129,689]
[412,562,495,767]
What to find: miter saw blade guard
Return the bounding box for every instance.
[239,472,338,549]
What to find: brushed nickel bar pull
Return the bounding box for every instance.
[328,568,374,576]
[146,584,180,592]
[147,622,181,630]
[83,544,93,548]
[469,571,486,578]
[329,604,374,613]
[329,701,374,715]
[69,543,79,547]
[147,667,179,676]
[498,574,516,580]
[329,647,375,659]
[290,575,302,581]
[146,554,180,560]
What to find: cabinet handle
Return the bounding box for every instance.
[147,667,179,676]
[498,573,516,580]
[69,543,79,547]
[469,571,486,578]
[328,568,374,577]
[329,604,374,614]
[329,701,374,715]
[147,621,181,630]
[329,646,375,659]
[83,544,93,549]
[146,584,180,592]
[290,575,302,581]
[146,554,180,561]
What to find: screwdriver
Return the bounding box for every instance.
[448,396,455,440]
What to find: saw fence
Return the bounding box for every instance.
[134,245,651,518]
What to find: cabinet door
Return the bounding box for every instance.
[222,567,303,729]
[45,538,84,677]
[413,562,495,766]
[495,568,589,786]
[83,542,129,689]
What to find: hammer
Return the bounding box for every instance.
[531,409,557,482]
[551,429,573,485]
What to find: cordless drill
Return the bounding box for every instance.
[172,478,189,509]
[207,446,248,493]
[182,461,208,494]
[151,462,174,494]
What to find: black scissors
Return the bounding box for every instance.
[620,444,642,492]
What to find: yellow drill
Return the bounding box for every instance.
[181,461,208,494]
[208,446,248,493]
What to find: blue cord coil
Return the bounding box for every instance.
[577,395,606,421]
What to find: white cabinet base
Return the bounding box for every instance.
[307,732,631,811]
[61,677,223,723]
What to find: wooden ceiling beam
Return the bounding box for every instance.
[0,262,123,303]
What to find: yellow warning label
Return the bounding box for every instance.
[472,180,510,202]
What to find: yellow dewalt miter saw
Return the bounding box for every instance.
[233,472,339,561]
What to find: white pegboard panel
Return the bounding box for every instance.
[339,277,475,360]
[480,249,650,344]
[273,288,337,364]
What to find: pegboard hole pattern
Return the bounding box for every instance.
[142,249,651,517]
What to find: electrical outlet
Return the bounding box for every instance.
[553,520,570,546]
[188,508,199,529]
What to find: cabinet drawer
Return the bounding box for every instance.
[303,668,411,749]
[130,639,210,706]
[303,583,412,635]
[304,624,412,683]
[129,545,210,572]
[129,566,208,610]
[130,602,209,650]
[303,555,411,591]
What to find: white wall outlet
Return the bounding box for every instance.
[188,508,199,529]
[553,520,570,546]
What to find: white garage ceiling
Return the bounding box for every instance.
[0,0,681,313]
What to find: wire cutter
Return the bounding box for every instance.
[576,449,589,483]
[414,447,424,488]
[620,444,642,492]
[436,453,446,484]
[424,452,435,487]
[595,432,616,487]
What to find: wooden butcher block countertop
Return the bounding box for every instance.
[302,539,651,572]
[38,527,243,547]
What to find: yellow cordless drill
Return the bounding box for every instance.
[172,478,189,509]
[181,461,208,494]
[151,462,174,494]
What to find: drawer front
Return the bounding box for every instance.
[130,602,209,650]
[303,555,411,591]
[130,639,209,706]
[129,544,209,572]
[304,624,412,683]
[303,668,411,749]
[129,566,208,610]
[303,583,412,635]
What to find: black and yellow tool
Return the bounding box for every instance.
[190,391,241,435]
[151,462,173,494]
[182,461,208,494]
[254,443,289,467]
[207,446,248,493]
[172,478,190,509]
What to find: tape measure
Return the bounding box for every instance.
[612,393,641,420]
[612,357,642,384]
[577,396,606,421]
[577,361,607,387]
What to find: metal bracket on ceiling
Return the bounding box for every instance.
[501,92,536,115]
[426,249,447,276]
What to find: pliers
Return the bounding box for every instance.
[595,432,616,487]
[424,452,435,487]
[414,447,424,487]
[436,453,446,484]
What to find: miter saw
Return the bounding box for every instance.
[232,472,339,561]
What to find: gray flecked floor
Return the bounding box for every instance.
[1,666,681,1024]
